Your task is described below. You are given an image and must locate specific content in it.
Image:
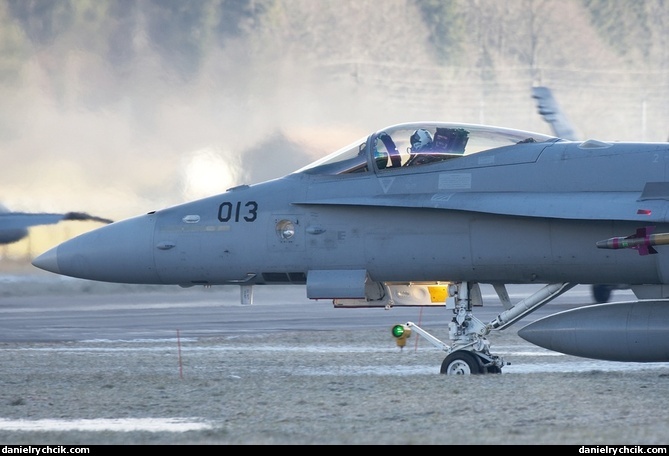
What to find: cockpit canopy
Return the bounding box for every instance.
[296,122,558,175]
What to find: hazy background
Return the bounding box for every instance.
[1,0,668,259]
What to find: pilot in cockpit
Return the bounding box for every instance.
[405,127,469,166]
[405,128,436,166]
[410,128,433,152]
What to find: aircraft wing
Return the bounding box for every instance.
[0,211,113,231]
[0,209,114,245]
[293,190,668,222]
[531,86,579,140]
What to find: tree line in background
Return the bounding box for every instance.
[2,0,667,83]
[0,0,667,141]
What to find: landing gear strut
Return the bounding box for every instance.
[396,281,575,375]
[442,281,504,374]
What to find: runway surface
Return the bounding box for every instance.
[0,276,615,341]
[2,270,669,443]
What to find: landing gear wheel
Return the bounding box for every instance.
[592,285,612,303]
[440,351,484,375]
[485,365,502,374]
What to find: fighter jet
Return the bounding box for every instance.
[0,203,113,247]
[31,120,669,374]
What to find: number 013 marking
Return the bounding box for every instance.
[218,201,258,222]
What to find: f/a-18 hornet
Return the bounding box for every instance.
[32,119,669,374]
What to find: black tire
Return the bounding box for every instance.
[592,285,612,303]
[440,351,484,375]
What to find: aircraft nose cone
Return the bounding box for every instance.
[32,214,162,284]
[31,246,61,274]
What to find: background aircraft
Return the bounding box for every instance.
[530,86,580,141]
[31,118,669,375]
[531,86,632,304]
[0,203,112,251]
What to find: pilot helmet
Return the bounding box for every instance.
[410,129,433,152]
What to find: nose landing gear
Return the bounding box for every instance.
[394,281,575,375]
